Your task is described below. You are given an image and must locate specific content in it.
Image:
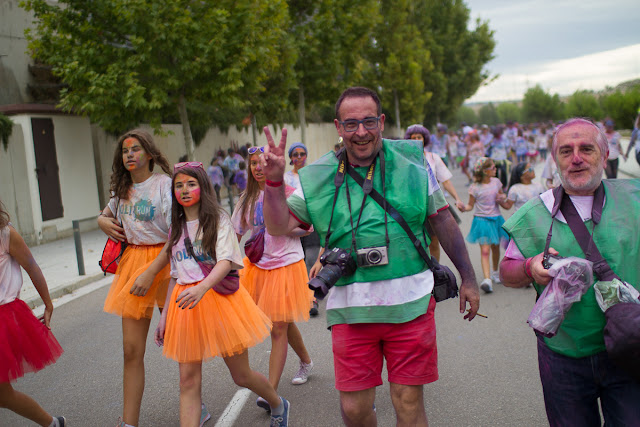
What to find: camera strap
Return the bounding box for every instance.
[324,149,376,253]
[346,158,436,272]
[544,184,618,281]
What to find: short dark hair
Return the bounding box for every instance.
[335,87,381,120]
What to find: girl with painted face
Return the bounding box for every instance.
[503,162,544,212]
[146,163,290,427]
[459,157,511,294]
[232,147,315,410]
[98,129,176,427]
[0,198,65,426]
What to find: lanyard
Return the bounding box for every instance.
[324,149,382,253]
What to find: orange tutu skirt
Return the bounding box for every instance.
[103,243,170,320]
[239,258,314,323]
[163,282,272,363]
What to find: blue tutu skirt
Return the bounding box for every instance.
[466,215,508,245]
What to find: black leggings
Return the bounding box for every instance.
[605,158,619,179]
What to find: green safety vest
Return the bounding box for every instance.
[298,139,430,285]
[503,179,640,358]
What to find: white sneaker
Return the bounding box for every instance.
[491,271,502,284]
[480,278,493,293]
[291,360,314,385]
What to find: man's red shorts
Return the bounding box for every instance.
[331,298,438,392]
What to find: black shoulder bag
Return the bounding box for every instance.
[346,151,458,302]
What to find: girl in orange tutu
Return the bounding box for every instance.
[232,147,315,411]
[97,129,174,427]
[144,162,290,426]
[0,199,65,426]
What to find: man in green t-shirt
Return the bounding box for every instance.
[500,118,640,426]
[259,87,480,426]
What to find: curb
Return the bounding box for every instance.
[24,272,107,309]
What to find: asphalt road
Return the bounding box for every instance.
[4,166,549,427]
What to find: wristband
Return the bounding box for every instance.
[524,257,534,279]
[265,179,283,187]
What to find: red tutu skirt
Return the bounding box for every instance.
[103,243,170,320]
[0,299,63,383]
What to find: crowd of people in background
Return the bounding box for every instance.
[3,96,639,427]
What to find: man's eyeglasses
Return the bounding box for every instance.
[339,117,380,132]
[525,166,535,173]
[248,146,265,155]
[291,152,307,158]
[174,161,203,173]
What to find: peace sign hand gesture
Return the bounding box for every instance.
[260,127,288,182]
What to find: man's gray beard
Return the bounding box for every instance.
[559,167,604,194]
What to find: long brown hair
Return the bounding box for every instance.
[236,152,262,230]
[0,199,9,229]
[166,166,221,261]
[109,129,171,199]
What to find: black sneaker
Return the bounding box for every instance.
[309,300,319,317]
[55,417,66,427]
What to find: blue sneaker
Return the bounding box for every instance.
[200,403,211,427]
[270,398,290,427]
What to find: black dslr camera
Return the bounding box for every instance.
[542,253,564,269]
[308,248,357,300]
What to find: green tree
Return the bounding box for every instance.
[521,84,564,123]
[363,0,432,131]
[478,102,499,126]
[455,106,477,127]
[23,0,293,160]
[496,102,521,123]
[564,90,603,121]
[411,0,496,125]
[288,0,379,143]
[600,86,640,129]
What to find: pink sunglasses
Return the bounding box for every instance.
[174,161,204,173]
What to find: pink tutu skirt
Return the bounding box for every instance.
[0,299,63,383]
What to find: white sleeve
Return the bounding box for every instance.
[215,214,245,270]
[432,155,453,182]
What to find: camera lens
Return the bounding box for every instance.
[367,249,382,264]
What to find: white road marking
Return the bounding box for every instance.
[32,276,112,317]
[214,388,252,427]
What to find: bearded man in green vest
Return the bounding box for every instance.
[259,87,480,427]
[500,118,640,426]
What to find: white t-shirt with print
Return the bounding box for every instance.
[170,215,244,285]
[507,182,545,211]
[0,225,23,305]
[107,173,172,245]
[231,188,304,270]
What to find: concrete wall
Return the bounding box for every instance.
[0,123,37,244]
[93,122,403,209]
[0,0,34,105]
[5,114,100,243]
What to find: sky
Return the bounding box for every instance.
[464,0,640,103]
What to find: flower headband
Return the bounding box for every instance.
[473,157,491,174]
